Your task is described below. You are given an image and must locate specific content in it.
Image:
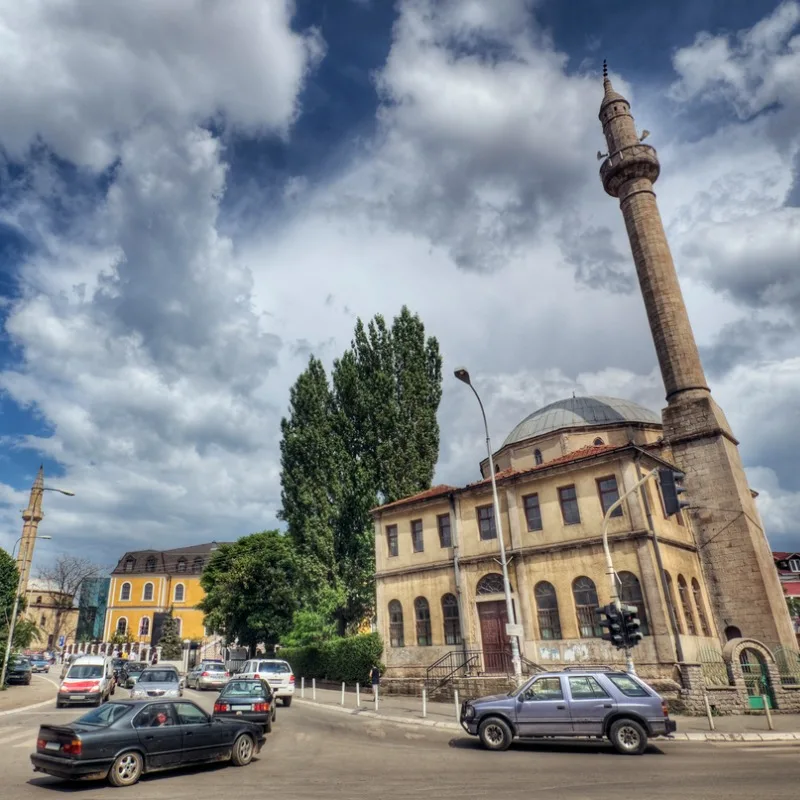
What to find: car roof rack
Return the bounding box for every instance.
[561,665,617,672]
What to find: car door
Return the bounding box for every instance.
[514,676,573,736]
[133,703,183,769]
[176,701,234,764]
[566,676,616,735]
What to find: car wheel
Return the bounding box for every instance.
[478,717,513,752]
[231,734,255,767]
[282,696,292,707]
[609,718,648,755]
[108,750,143,787]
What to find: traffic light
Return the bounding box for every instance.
[659,468,689,516]
[598,604,625,649]
[621,604,643,648]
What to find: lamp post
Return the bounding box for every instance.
[454,367,522,682]
[1,535,53,687]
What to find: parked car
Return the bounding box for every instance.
[121,662,148,689]
[460,668,676,755]
[237,659,295,706]
[31,699,264,787]
[30,656,51,674]
[57,655,115,708]
[129,666,183,700]
[212,679,276,733]
[5,655,33,685]
[186,661,230,691]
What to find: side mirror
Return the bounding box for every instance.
[517,694,525,703]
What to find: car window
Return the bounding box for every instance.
[568,676,610,699]
[139,669,178,683]
[222,681,267,698]
[67,665,103,679]
[175,702,209,725]
[75,703,133,726]
[607,674,651,697]
[521,677,563,701]
[259,661,289,672]
[134,703,178,728]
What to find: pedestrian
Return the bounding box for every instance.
[151,649,158,665]
[370,664,380,697]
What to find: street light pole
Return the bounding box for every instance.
[601,468,659,676]
[454,368,522,682]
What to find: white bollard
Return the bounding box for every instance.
[356,682,360,707]
[312,678,316,701]
[341,682,345,705]
[375,684,380,711]
[301,677,305,699]
[454,689,459,723]
[422,688,427,718]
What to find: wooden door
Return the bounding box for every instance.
[478,601,511,673]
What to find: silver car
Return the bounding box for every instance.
[186,661,229,691]
[129,666,183,700]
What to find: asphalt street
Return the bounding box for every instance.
[0,684,798,799]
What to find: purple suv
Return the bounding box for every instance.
[460,668,676,754]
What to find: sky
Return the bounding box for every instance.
[0,0,799,569]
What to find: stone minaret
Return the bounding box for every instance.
[17,465,45,596]
[598,63,796,651]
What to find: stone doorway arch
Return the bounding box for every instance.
[722,638,777,709]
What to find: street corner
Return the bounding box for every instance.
[0,675,58,717]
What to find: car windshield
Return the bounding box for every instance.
[221,681,267,698]
[258,661,289,673]
[126,663,148,672]
[74,703,133,726]
[67,665,102,679]
[139,669,178,683]
[201,663,225,671]
[10,656,29,666]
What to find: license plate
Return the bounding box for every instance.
[45,742,61,751]
[70,695,85,700]
[231,705,251,711]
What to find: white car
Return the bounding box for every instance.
[237,659,295,706]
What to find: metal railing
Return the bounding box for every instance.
[425,649,542,693]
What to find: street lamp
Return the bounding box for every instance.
[1,535,53,687]
[454,367,522,681]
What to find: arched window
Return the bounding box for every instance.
[691,578,712,636]
[618,571,649,635]
[476,573,508,595]
[176,558,187,573]
[572,576,601,638]
[414,597,432,646]
[593,437,604,446]
[724,625,742,641]
[40,615,47,626]
[139,617,150,637]
[143,582,154,602]
[192,557,204,573]
[174,584,185,603]
[116,617,128,634]
[534,449,543,466]
[174,617,182,636]
[663,571,683,633]
[535,581,562,640]
[677,575,697,635]
[145,556,156,573]
[124,557,135,572]
[441,594,461,645]
[120,582,132,601]
[388,600,404,647]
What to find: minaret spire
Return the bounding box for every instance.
[18,465,46,596]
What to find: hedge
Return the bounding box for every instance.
[279,633,383,684]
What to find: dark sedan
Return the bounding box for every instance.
[212,679,276,733]
[5,655,32,685]
[31,699,265,787]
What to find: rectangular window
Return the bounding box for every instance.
[523,493,542,531]
[411,519,424,553]
[597,476,624,518]
[607,674,651,697]
[437,514,452,548]
[789,558,800,573]
[476,505,497,540]
[558,485,581,525]
[521,677,564,702]
[568,676,610,699]
[386,525,399,557]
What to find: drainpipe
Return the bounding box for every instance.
[449,492,470,664]
[634,454,684,664]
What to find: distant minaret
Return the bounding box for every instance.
[18,465,45,596]
[598,63,796,651]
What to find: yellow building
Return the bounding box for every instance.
[24,583,79,651]
[103,543,224,644]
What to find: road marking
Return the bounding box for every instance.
[0,728,37,746]
[13,738,36,749]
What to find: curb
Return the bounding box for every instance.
[295,700,800,742]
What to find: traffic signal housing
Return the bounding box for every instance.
[659,468,689,516]
[621,604,643,648]
[598,604,625,649]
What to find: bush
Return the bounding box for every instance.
[280,633,383,684]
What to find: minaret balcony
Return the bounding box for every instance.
[600,143,660,197]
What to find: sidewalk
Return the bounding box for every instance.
[294,684,800,742]
[0,674,57,715]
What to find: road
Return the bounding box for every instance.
[1,684,799,799]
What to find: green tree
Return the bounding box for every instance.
[199,531,300,653]
[157,614,183,660]
[0,548,19,636]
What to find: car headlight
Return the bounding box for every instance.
[130,689,144,698]
[166,688,181,697]
[464,704,475,721]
